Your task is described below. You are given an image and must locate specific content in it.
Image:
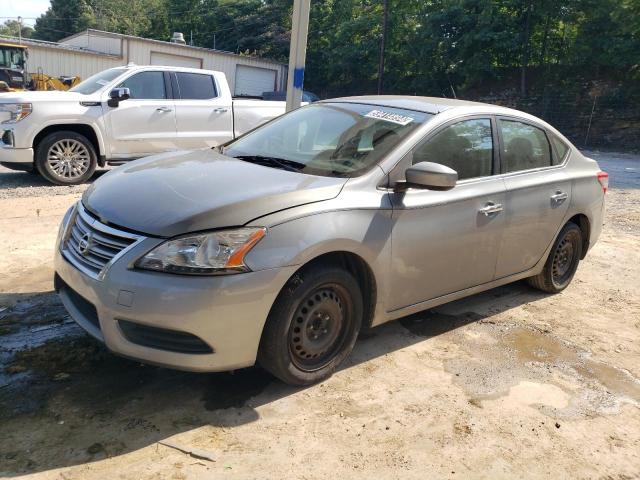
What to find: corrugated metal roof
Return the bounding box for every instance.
[61,29,285,66]
[0,34,122,59]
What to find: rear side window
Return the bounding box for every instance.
[499,119,552,172]
[118,71,166,99]
[551,135,570,165]
[413,118,493,180]
[175,72,217,99]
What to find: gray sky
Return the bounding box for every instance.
[1,0,51,26]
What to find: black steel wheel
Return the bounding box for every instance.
[528,222,583,293]
[258,264,363,385]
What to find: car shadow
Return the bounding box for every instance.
[0,281,547,476]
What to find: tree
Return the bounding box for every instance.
[0,20,34,39]
[33,0,96,41]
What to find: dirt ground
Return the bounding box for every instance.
[0,151,639,479]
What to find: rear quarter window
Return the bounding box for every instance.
[551,135,570,165]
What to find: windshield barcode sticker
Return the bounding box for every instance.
[364,110,414,126]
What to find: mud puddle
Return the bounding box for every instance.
[400,309,640,418]
[504,327,640,404]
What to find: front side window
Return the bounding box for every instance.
[224,102,432,178]
[175,72,217,99]
[117,71,166,100]
[412,118,493,180]
[500,119,551,172]
[70,67,126,95]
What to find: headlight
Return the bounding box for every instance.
[0,103,32,124]
[135,227,266,275]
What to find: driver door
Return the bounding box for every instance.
[103,70,178,158]
[387,117,506,311]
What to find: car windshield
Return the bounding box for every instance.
[69,68,127,95]
[224,102,433,177]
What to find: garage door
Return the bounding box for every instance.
[234,65,277,96]
[150,52,202,69]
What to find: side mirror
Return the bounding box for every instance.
[402,161,457,191]
[107,87,130,107]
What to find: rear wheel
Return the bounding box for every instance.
[258,264,363,385]
[528,222,582,293]
[35,131,97,185]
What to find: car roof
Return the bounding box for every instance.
[122,64,220,75]
[323,95,512,115]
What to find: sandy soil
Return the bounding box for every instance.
[0,153,639,479]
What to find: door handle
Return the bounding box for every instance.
[156,107,172,113]
[551,191,568,202]
[213,107,229,113]
[479,202,503,216]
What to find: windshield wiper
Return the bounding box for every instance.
[233,155,306,173]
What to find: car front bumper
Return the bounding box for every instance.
[54,225,296,372]
[0,145,34,169]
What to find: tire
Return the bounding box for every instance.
[527,222,583,293]
[35,131,97,185]
[258,264,363,386]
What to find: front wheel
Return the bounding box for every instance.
[258,264,363,385]
[35,131,97,185]
[528,222,583,293]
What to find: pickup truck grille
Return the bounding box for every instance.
[61,203,142,280]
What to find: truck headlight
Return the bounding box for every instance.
[135,227,266,275]
[0,103,32,124]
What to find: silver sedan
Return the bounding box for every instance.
[54,96,608,385]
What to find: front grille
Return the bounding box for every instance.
[118,320,214,354]
[61,203,142,280]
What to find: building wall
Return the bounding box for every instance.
[59,31,287,93]
[24,44,122,79]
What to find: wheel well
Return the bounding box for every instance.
[568,214,590,259]
[33,124,104,166]
[298,251,377,329]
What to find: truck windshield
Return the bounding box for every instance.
[70,68,127,95]
[225,102,432,177]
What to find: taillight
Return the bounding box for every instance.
[597,171,609,194]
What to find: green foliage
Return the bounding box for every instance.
[28,0,640,96]
[0,20,34,38]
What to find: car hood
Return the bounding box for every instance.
[82,150,347,237]
[0,90,93,103]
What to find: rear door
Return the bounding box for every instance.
[172,71,233,149]
[494,117,572,278]
[388,117,507,311]
[104,70,178,157]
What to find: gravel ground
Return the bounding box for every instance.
[0,166,110,200]
[0,151,639,479]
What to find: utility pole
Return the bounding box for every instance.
[377,0,389,95]
[17,16,22,44]
[285,0,311,112]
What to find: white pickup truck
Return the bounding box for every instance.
[0,65,287,184]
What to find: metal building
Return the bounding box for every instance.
[2,29,287,96]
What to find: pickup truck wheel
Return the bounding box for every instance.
[527,222,582,293]
[258,265,363,386]
[35,131,97,185]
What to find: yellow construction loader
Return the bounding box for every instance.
[0,42,80,92]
